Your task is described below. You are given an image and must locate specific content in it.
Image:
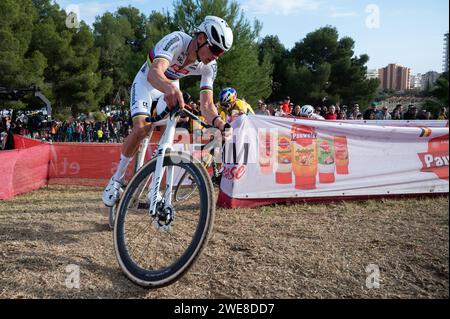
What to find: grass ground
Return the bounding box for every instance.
[0,185,448,299]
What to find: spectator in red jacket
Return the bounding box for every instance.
[281,96,292,115]
[324,105,337,120]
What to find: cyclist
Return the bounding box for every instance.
[299,104,324,120]
[102,16,233,207]
[217,87,255,124]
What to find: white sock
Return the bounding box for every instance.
[113,154,133,182]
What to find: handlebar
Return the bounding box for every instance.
[145,104,215,129]
[145,106,172,123]
[145,91,231,131]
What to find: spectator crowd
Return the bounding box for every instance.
[1,111,133,150]
[48,117,132,143]
[254,96,448,121]
[1,98,448,151]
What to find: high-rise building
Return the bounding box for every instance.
[415,73,423,89]
[409,73,422,90]
[444,32,449,73]
[378,64,411,91]
[421,71,441,91]
[366,69,379,80]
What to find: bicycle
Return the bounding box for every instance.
[113,103,221,288]
[107,102,221,229]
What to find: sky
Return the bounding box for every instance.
[53,0,449,74]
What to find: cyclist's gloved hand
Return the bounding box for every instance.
[182,92,192,104]
[164,85,184,111]
[216,120,232,141]
[179,92,193,110]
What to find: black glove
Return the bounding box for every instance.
[182,92,192,104]
[222,123,231,131]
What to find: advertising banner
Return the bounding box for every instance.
[218,115,449,208]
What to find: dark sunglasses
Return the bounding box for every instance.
[220,102,232,109]
[207,41,225,57]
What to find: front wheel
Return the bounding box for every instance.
[108,185,126,230]
[108,205,116,230]
[113,152,215,288]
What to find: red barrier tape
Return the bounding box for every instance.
[13,135,46,149]
[48,142,155,185]
[0,136,50,200]
[1,136,158,199]
[0,149,20,199]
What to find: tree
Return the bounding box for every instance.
[94,8,173,109]
[430,72,449,105]
[258,35,290,101]
[290,26,379,107]
[425,72,449,116]
[94,10,136,108]
[26,0,112,116]
[3,1,382,117]
[143,11,174,56]
[0,0,46,109]
[54,23,112,116]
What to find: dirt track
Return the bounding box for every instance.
[0,185,448,299]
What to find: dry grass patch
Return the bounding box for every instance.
[0,185,448,299]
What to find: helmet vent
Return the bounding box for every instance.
[210,25,221,44]
[221,36,228,49]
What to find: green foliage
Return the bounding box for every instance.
[0,0,45,88]
[0,0,112,115]
[429,72,449,105]
[1,1,378,116]
[92,111,107,122]
[425,72,449,116]
[263,26,378,106]
[291,27,379,106]
[93,9,173,108]
[54,107,72,122]
[258,35,290,100]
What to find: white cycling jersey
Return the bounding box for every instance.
[130,31,218,118]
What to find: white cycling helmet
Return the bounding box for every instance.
[300,105,314,117]
[196,16,233,53]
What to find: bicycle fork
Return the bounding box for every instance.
[147,114,177,219]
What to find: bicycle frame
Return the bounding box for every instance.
[138,105,217,216]
[147,111,178,216]
[135,134,150,170]
[135,117,169,172]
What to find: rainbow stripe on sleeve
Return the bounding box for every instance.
[200,86,213,93]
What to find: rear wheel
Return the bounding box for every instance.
[173,170,199,202]
[173,153,214,202]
